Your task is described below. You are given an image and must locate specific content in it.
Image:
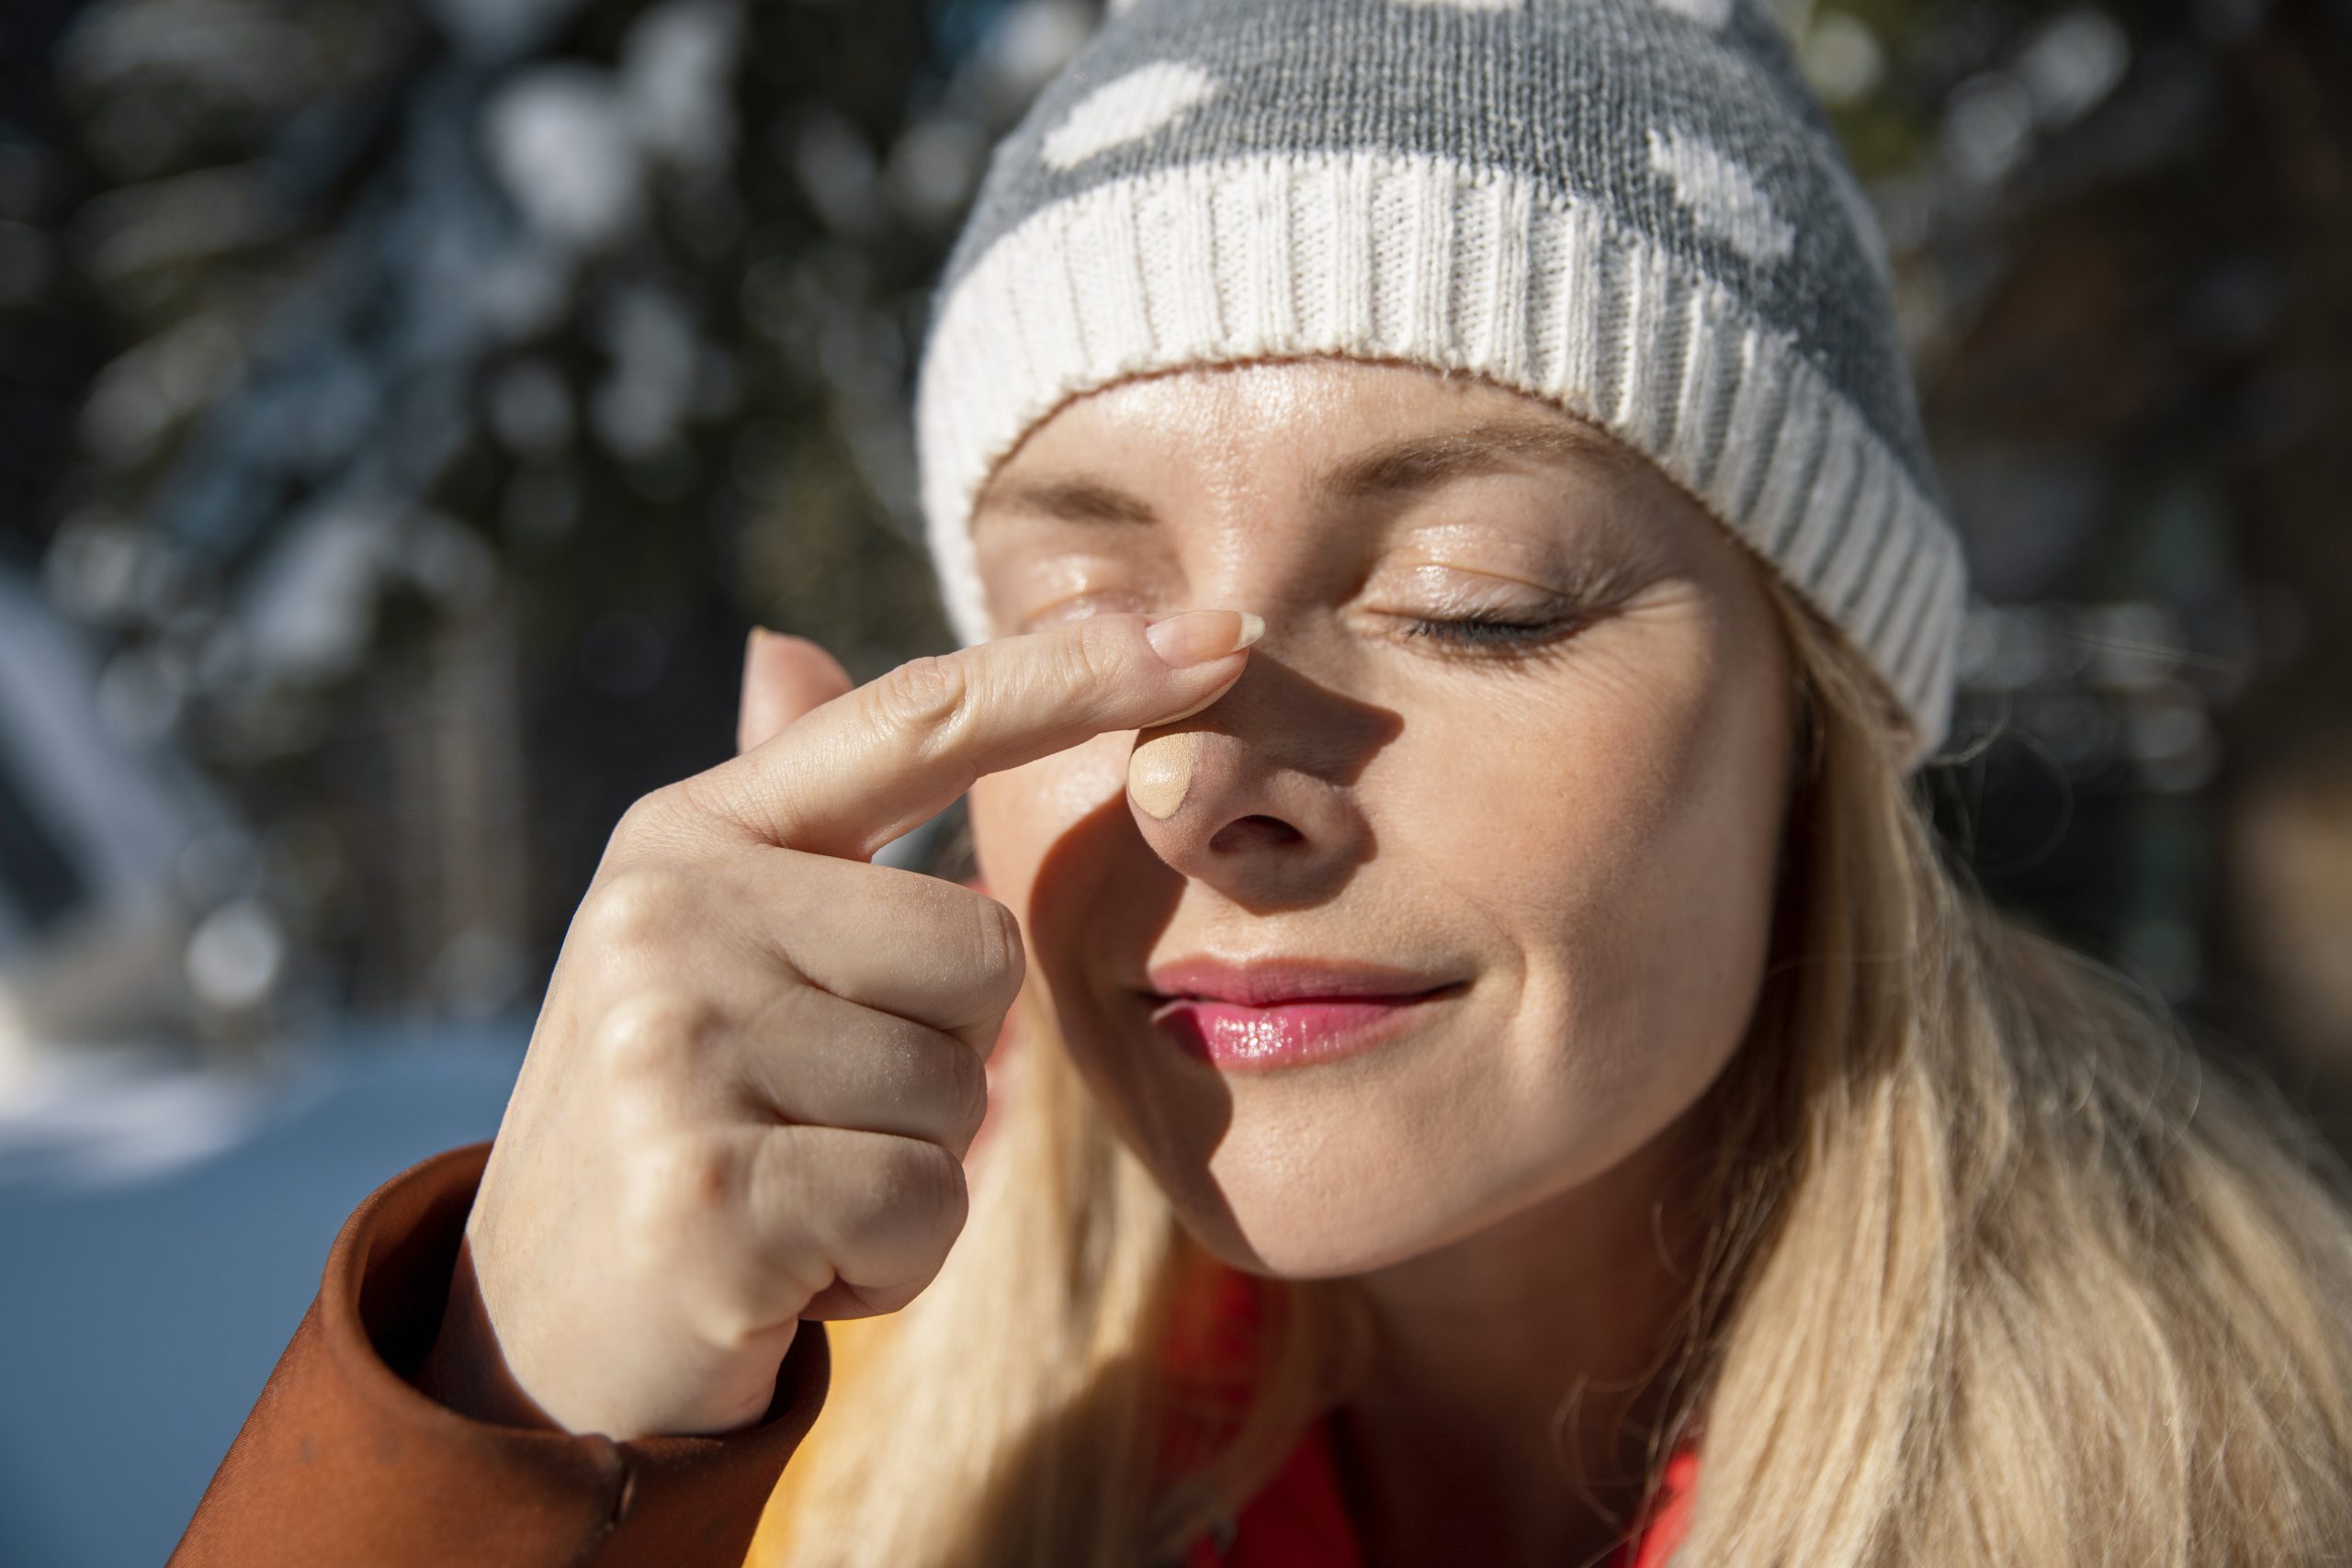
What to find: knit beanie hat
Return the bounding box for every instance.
[913,0,1969,769]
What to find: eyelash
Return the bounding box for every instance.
[1401,610,1578,653]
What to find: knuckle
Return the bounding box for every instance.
[593,987,720,1084]
[612,786,684,849]
[871,655,969,752]
[582,865,696,953]
[689,1291,757,1350]
[683,1259,801,1353]
[1059,615,1130,697]
[695,1295,789,1356]
[625,1134,738,1237]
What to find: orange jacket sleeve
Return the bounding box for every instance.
[170,1142,830,1567]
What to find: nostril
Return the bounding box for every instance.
[1207,814,1305,853]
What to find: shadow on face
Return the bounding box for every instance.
[1125,653,1403,909]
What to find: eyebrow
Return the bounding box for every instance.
[1323,415,1639,502]
[971,414,1636,531]
[977,475,1159,527]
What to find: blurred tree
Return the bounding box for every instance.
[1793,0,2352,1120]
[0,0,106,570]
[14,0,1094,1034]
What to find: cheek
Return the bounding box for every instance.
[968,736,1132,908]
[969,733,1192,1050]
[1479,632,1785,1019]
[1407,629,1779,922]
[1293,626,1789,1219]
[1482,629,1789,1113]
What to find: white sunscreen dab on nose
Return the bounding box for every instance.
[1127,730,1201,820]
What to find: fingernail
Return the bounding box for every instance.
[1144,609,1265,669]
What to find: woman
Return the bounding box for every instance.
[175,1,2352,1564]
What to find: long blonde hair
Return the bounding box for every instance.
[760,581,2352,1567]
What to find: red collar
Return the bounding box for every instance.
[1182,1416,1697,1568]
[1161,1266,1699,1568]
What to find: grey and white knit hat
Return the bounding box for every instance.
[913,0,1968,768]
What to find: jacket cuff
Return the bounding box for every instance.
[173,1142,830,1567]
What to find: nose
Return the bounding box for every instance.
[1124,651,1397,910]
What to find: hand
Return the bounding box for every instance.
[416,609,1260,1438]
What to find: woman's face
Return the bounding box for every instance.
[966,359,1795,1278]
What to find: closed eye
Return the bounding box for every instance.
[1400,610,1580,654]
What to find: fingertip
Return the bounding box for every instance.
[1142,649,1250,728]
[1143,608,1261,669]
[739,628,855,754]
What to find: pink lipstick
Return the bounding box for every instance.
[1139,958,1462,1072]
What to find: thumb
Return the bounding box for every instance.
[738,628,854,756]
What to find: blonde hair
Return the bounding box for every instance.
[758,580,2352,1568]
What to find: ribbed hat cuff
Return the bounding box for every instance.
[917,150,1964,769]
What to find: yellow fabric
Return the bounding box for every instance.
[744,1314,901,1567]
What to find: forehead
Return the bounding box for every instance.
[973,358,1653,527]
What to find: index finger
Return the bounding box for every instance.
[681,609,1261,859]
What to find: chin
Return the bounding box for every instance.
[1157,1098,1545,1280]
[1187,1198,1454,1281]
[1137,1053,1724,1283]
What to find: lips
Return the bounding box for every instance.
[1143,957,1457,1008]
[1137,957,1463,1071]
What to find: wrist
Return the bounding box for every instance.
[414,1237,565,1432]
